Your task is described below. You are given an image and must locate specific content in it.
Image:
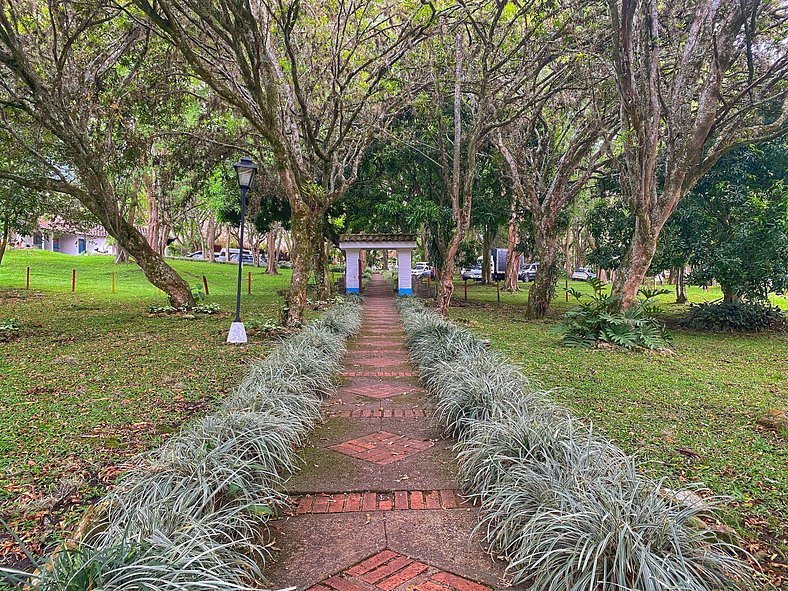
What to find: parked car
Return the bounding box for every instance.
[411,262,433,279]
[519,262,539,282]
[571,267,597,281]
[229,253,254,264]
[186,251,204,260]
[461,265,483,281]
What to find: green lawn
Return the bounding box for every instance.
[0,249,305,563]
[447,280,787,584]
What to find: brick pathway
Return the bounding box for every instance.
[267,276,509,590]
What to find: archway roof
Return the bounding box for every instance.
[339,233,417,249]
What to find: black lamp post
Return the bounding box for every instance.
[227,156,258,344]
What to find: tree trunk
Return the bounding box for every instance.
[611,220,661,310]
[312,218,330,300]
[266,227,278,274]
[435,233,462,315]
[287,205,314,326]
[504,206,520,291]
[205,218,216,262]
[721,284,740,304]
[562,231,572,278]
[95,208,193,307]
[675,265,687,304]
[225,225,232,262]
[382,250,389,270]
[526,220,560,319]
[481,231,492,285]
[0,209,9,266]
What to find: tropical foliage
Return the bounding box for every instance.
[557,280,672,350]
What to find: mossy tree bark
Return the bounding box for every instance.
[504,199,520,292]
[525,219,560,319]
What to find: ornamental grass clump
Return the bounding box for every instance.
[396,297,755,591]
[2,300,363,590]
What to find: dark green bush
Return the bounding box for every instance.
[681,300,785,332]
[557,280,672,350]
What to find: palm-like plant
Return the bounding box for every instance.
[558,280,672,350]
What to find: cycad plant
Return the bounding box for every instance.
[558,280,672,350]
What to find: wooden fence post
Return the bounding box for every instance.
[71,269,76,292]
[202,275,209,295]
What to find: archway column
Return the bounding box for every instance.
[345,248,361,293]
[396,249,412,295]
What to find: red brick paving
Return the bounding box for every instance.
[348,356,412,368]
[327,408,427,418]
[329,431,433,465]
[288,489,472,514]
[307,550,492,591]
[272,276,500,590]
[340,383,420,399]
[340,371,418,377]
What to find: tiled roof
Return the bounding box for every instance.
[38,217,146,238]
[340,233,417,243]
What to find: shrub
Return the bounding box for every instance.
[2,299,363,589]
[192,302,221,315]
[0,318,20,341]
[681,300,785,332]
[557,280,671,350]
[397,297,754,590]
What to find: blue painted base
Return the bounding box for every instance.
[346,287,360,293]
[398,288,413,296]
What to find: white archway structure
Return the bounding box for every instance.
[339,234,418,296]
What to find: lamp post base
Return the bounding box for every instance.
[226,321,248,344]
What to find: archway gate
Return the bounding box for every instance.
[338,234,417,296]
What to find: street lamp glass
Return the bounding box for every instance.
[233,156,258,190]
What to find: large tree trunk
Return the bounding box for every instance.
[611,219,661,310]
[287,205,314,326]
[266,227,278,274]
[526,220,560,319]
[504,207,520,291]
[382,250,389,270]
[359,249,367,281]
[312,218,330,300]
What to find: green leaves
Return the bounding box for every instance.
[557,280,671,351]
[681,301,785,332]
